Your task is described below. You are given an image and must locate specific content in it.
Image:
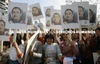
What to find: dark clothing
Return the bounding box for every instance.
[8,60,20,64]
[94,36,100,51]
[28,41,42,64]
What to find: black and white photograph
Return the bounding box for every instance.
[61,5,79,29]
[30,3,43,19]
[51,10,62,29]
[73,2,89,26]
[7,2,27,30]
[44,6,53,18]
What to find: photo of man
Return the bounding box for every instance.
[7,2,27,29]
[30,3,43,19]
[9,7,25,24]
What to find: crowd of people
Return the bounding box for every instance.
[0,27,100,64]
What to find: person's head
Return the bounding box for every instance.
[11,7,23,23]
[95,28,100,37]
[46,8,51,17]
[45,33,54,45]
[61,33,67,41]
[72,33,79,40]
[0,20,5,35]
[78,6,85,19]
[52,13,61,24]
[82,28,88,37]
[32,7,42,16]
[46,20,50,27]
[64,9,74,23]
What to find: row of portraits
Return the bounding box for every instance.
[0,2,43,37]
[45,2,97,29]
[0,2,97,36]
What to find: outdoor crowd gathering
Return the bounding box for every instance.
[0,1,100,64]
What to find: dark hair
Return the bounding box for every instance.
[16,33,22,45]
[63,9,74,23]
[95,27,100,31]
[89,9,95,23]
[12,7,22,14]
[23,33,27,41]
[44,33,54,43]
[0,20,5,26]
[78,6,87,20]
[82,28,88,30]
[65,9,73,15]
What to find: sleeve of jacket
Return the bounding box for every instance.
[32,41,42,58]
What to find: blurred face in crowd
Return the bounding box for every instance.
[46,20,50,27]
[46,38,53,44]
[32,7,39,16]
[46,8,51,17]
[11,7,22,22]
[65,9,74,22]
[0,20,5,35]
[62,33,67,40]
[78,6,84,19]
[52,13,61,24]
[72,33,79,40]
[82,28,89,38]
[95,30,100,37]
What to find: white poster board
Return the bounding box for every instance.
[73,2,89,28]
[61,5,80,29]
[0,16,10,40]
[7,2,27,30]
[51,10,62,29]
[89,5,97,28]
[30,3,43,20]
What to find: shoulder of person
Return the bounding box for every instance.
[35,41,42,44]
[52,43,59,46]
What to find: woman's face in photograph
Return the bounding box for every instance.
[53,13,60,24]
[12,8,22,22]
[32,7,39,16]
[0,21,5,34]
[78,6,84,19]
[65,9,74,22]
